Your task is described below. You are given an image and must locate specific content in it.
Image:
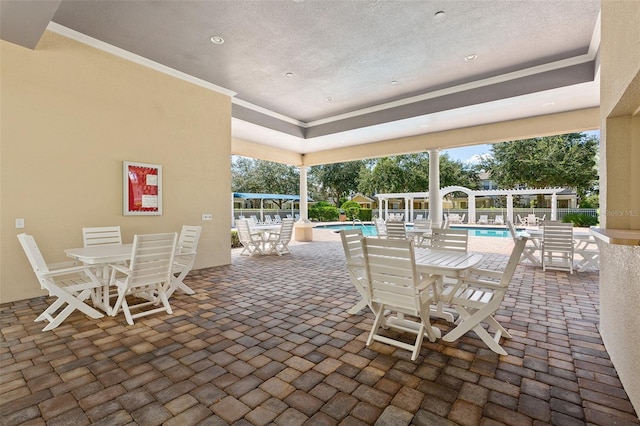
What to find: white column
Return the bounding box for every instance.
[384,199,389,220]
[551,193,557,220]
[507,193,514,224]
[428,149,442,227]
[468,196,476,224]
[299,166,308,221]
[377,198,382,219]
[404,197,410,222]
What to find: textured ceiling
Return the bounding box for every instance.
[1,0,601,154]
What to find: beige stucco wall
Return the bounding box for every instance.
[598,0,640,415]
[1,31,232,303]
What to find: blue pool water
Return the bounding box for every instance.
[316,224,511,238]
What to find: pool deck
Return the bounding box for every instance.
[3,227,633,425]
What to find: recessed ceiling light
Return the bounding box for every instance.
[210,36,224,44]
[434,11,446,21]
[325,97,334,102]
[464,54,478,61]
[285,72,294,78]
[391,80,398,85]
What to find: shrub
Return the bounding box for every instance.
[309,201,339,222]
[340,200,361,221]
[231,230,241,248]
[562,213,598,227]
[358,209,373,221]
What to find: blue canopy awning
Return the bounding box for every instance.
[233,192,312,201]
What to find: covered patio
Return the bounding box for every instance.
[1,231,637,425]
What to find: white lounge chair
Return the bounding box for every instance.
[166,225,202,298]
[273,214,283,224]
[109,232,178,325]
[494,215,504,225]
[362,237,440,361]
[440,237,527,355]
[17,233,104,331]
[478,215,489,224]
[541,221,574,273]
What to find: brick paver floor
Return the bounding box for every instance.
[1,229,638,425]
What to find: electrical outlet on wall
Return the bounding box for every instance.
[202,214,213,221]
[15,218,25,229]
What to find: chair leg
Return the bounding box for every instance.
[38,287,104,331]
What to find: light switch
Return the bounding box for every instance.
[16,218,25,229]
[202,214,213,221]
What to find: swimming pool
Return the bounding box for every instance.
[315,224,512,238]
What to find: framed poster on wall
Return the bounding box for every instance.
[123,161,162,215]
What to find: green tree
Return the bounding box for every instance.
[310,161,365,207]
[357,152,479,195]
[232,156,300,207]
[481,133,598,201]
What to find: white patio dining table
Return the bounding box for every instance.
[249,224,282,253]
[65,244,133,314]
[349,247,484,322]
[414,248,484,322]
[521,229,599,271]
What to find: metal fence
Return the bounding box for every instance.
[385,208,599,224]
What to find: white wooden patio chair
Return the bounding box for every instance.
[415,214,424,220]
[541,221,574,273]
[478,215,489,224]
[439,237,526,355]
[527,214,538,227]
[517,214,527,226]
[362,237,440,361]
[413,219,432,247]
[374,218,387,238]
[263,215,274,224]
[265,218,295,255]
[574,236,600,271]
[82,226,122,247]
[339,229,371,315]
[430,228,468,252]
[385,220,407,239]
[109,232,177,325]
[166,225,202,298]
[17,233,104,331]
[507,221,541,266]
[236,218,265,256]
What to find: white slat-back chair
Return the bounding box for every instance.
[236,219,264,256]
[362,237,440,361]
[507,221,541,266]
[385,221,407,239]
[265,218,295,255]
[82,226,123,247]
[339,229,371,315]
[109,232,178,325]
[166,225,202,298]
[17,233,104,331]
[430,228,468,252]
[541,221,574,273]
[374,218,387,238]
[440,237,527,355]
[413,219,432,247]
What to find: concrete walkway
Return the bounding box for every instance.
[1,233,637,425]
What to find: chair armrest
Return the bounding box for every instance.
[41,263,93,277]
[466,267,503,280]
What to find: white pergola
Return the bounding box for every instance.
[375,186,568,224]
